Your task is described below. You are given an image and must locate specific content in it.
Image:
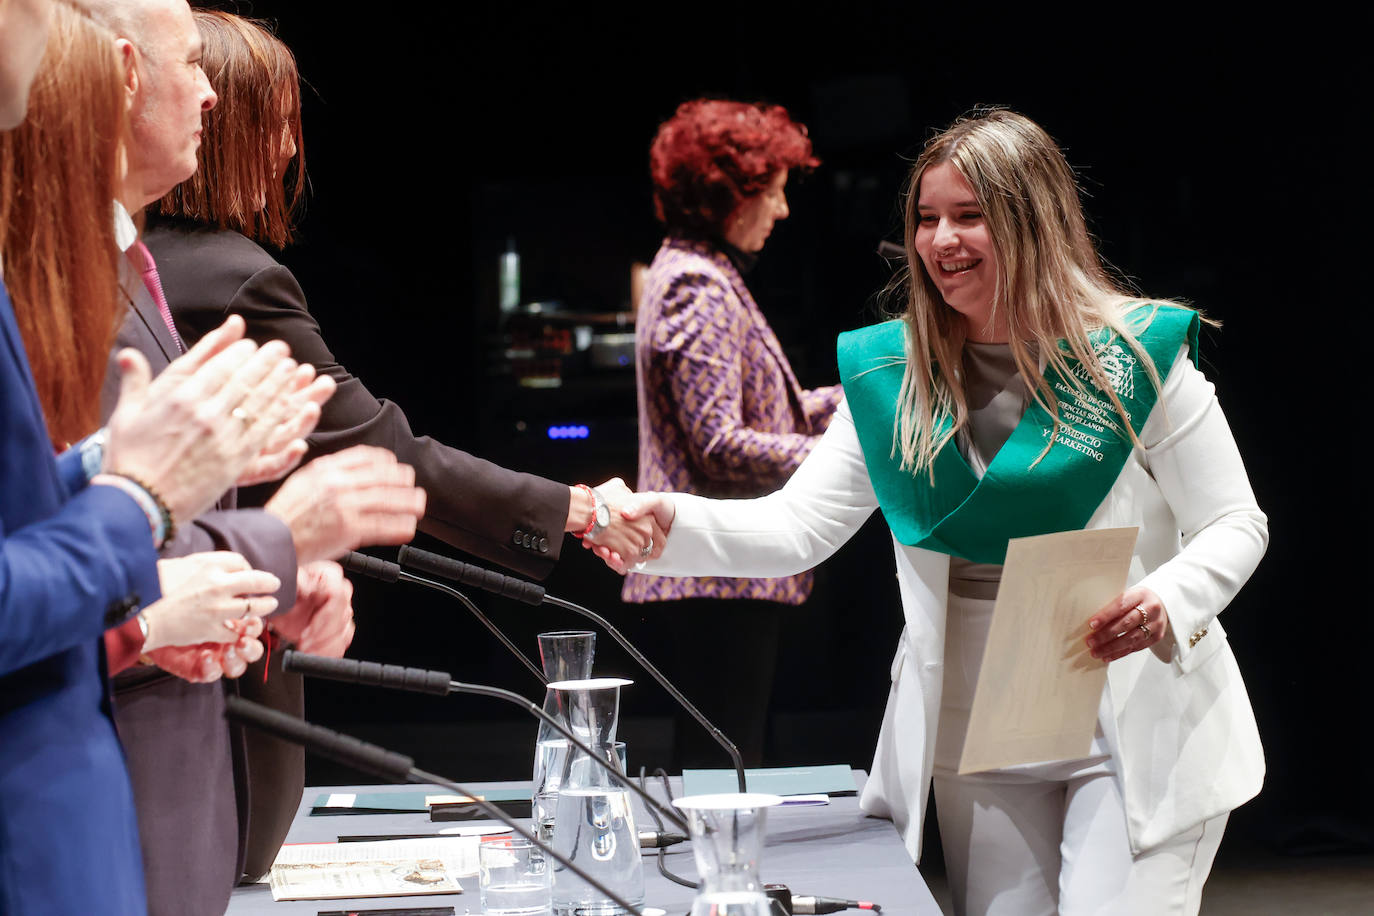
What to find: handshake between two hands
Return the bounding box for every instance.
[149,478,681,683]
[578,479,677,576]
[115,317,683,682]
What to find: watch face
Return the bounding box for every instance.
[595,504,611,527]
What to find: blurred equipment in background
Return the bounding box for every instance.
[481,263,642,485]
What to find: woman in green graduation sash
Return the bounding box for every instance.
[619,109,1267,915]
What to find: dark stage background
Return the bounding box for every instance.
[210,2,1365,860]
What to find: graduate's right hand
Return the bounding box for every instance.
[585,492,676,574]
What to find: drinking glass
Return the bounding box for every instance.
[479,836,552,916]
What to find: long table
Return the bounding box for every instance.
[226,771,941,915]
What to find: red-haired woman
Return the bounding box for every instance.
[622,99,842,767]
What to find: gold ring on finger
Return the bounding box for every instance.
[1137,622,1150,638]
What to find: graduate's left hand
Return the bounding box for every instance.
[1086,586,1170,662]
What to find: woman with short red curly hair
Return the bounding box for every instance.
[623,98,841,767]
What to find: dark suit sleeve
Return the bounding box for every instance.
[0,483,161,676]
[219,263,571,579]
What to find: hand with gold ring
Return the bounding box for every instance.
[101,317,306,525]
[234,364,337,487]
[1085,586,1171,662]
[142,552,281,653]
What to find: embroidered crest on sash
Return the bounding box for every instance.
[1071,342,1136,399]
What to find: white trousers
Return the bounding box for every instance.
[933,762,1226,915]
[933,593,1227,915]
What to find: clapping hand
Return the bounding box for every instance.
[142,552,279,650]
[143,624,265,684]
[234,364,337,487]
[270,561,355,657]
[264,446,427,565]
[138,551,279,683]
[103,316,308,523]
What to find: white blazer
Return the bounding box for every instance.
[638,347,1268,860]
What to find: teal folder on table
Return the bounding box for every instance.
[310,787,531,815]
[680,764,857,798]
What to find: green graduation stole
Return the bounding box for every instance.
[837,305,1199,564]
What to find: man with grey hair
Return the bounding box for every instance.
[84,0,218,209]
[81,1,425,913]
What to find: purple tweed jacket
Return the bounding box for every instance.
[622,236,841,606]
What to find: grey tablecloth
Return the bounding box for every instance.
[226,771,941,915]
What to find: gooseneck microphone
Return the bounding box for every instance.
[281,650,692,835]
[394,545,748,794]
[339,551,545,685]
[223,696,644,916]
[875,239,905,262]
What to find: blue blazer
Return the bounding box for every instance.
[0,279,161,915]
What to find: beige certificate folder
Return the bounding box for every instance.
[957,526,1138,774]
[268,836,478,901]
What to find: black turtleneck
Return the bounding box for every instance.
[669,228,758,277]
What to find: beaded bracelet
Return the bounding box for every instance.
[92,472,176,547]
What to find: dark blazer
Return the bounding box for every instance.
[145,218,571,579]
[143,218,573,882]
[101,261,301,915]
[0,279,160,915]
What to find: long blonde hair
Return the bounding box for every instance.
[890,108,1189,474]
[0,0,126,447]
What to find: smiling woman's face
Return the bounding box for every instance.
[913,160,1005,343]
